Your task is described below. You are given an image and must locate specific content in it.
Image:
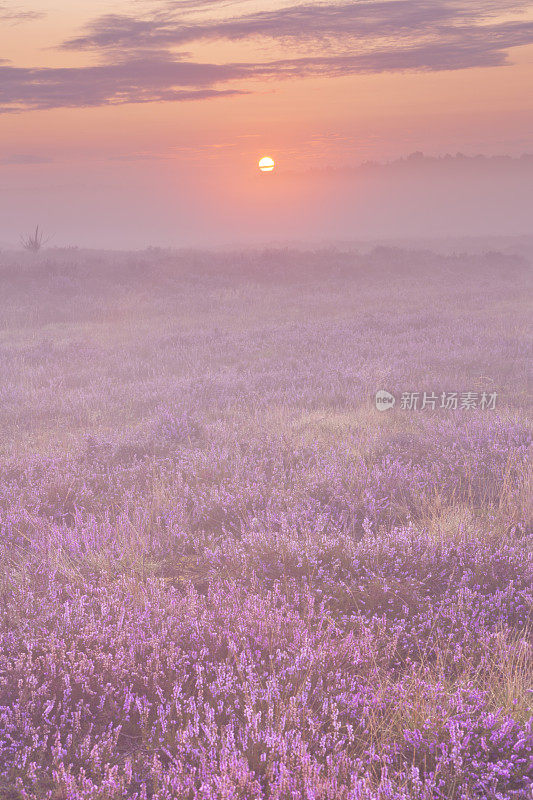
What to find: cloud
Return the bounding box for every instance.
[62,0,533,51]
[3,0,533,112]
[0,153,53,164]
[0,3,43,23]
[3,19,533,115]
[62,4,449,50]
[158,0,259,13]
[0,57,249,112]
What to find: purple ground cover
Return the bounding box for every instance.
[0,247,531,798]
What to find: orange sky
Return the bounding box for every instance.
[0,0,532,245]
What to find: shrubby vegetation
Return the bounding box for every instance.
[0,246,531,799]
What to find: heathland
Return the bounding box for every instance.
[0,246,531,799]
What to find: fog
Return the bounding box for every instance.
[1,153,532,250]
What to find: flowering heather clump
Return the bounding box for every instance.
[1,576,532,799]
[0,247,531,798]
[158,409,204,446]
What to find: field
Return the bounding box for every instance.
[0,246,531,799]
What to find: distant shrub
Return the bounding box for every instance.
[20,225,51,252]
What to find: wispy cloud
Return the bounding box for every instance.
[0,57,249,113]
[0,2,43,23]
[3,0,532,112]
[62,4,448,50]
[62,0,533,51]
[0,153,53,164]
[3,22,532,115]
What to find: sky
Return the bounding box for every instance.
[1,0,532,247]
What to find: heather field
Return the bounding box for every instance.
[0,246,531,800]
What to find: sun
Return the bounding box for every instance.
[258,156,275,172]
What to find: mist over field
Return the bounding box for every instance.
[1,154,533,249]
[2,0,533,792]
[0,242,531,799]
